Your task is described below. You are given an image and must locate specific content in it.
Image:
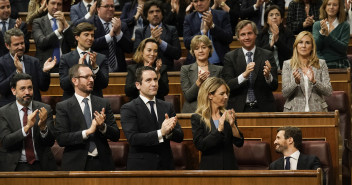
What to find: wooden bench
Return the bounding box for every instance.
[0,170,323,185]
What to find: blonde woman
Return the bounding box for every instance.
[191,77,243,170]
[125,38,169,100]
[282,31,332,112]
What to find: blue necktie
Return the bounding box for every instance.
[1,21,6,34]
[104,23,117,72]
[52,18,60,65]
[148,101,159,129]
[246,52,256,102]
[285,156,291,170]
[82,98,96,153]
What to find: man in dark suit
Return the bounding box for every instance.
[32,0,75,72]
[269,126,321,170]
[54,64,120,171]
[240,0,285,31]
[0,28,56,107]
[80,0,133,72]
[0,0,29,57]
[183,0,233,65]
[133,0,181,71]
[70,0,97,25]
[223,20,278,112]
[59,22,109,101]
[0,73,57,171]
[120,66,184,170]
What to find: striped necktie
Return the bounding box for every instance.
[104,22,118,72]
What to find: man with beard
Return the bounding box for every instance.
[54,64,120,171]
[0,73,57,171]
[269,126,321,170]
[59,22,109,100]
[133,0,181,71]
[121,66,184,170]
[0,28,56,107]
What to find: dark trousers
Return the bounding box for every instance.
[15,161,41,171]
[85,156,102,171]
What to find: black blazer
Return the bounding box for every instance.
[0,101,57,171]
[223,47,278,112]
[0,53,50,107]
[134,24,181,71]
[125,63,169,101]
[183,9,233,64]
[53,95,120,171]
[59,50,109,100]
[269,153,321,170]
[191,114,244,170]
[81,15,133,72]
[0,18,29,57]
[256,27,295,69]
[120,97,184,170]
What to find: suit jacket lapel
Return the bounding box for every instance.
[9,102,22,131]
[208,64,218,76]
[69,96,88,129]
[79,2,88,15]
[5,54,16,73]
[297,154,304,169]
[43,16,52,34]
[298,69,307,97]
[137,97,158,129]
[145,26,151,38]
[252,49,262,83]
[307,67,317,100]
[237,49,247,74]
[9,19,15,29]
[156,99,165,129]
[189,63,198,84]
[23,55,31,74]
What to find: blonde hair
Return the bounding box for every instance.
[190,35,213,57]
[319,0,346,23]
[195,77,230,132]
[133,38,158,64]
[290,31,320,70]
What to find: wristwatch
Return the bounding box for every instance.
[211,23,215,29]
[220,2,225,8]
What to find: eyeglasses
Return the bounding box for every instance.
[100,5,115,9]
[75,75,96,80]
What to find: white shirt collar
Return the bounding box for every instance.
[77,47,91,55]
[139,94,156,105]
[16,101,33,113]
[242,46,256,56]
[326,18,339,32]
[48,13,54,20]
[74,93,91,104]
[0,18,9,23]
[287,150,300,160]
[82,0,94,9]
[9,53,24,61]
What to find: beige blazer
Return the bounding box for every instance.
[282,59,332,112]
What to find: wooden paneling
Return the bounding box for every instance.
[0,170,323,185]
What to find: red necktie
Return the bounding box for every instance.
[22,107,36,164]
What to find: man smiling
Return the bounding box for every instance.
[59,22,109,100]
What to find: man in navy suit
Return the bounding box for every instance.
[183,0,233,65]
[70,0,97,25]
[54,64,120,171]
[223,20,278,112]
[120,66,184,170]
[79,0,133,72]
[269,126,321,170]
[0,0,29,57]
[0,28,56,107]
[133,0,181,71]
[59,22,109,100]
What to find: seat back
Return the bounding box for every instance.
[51,142,64,170]
[233,140,271,170]
[165,95,181,113]
[170,141,188,170]
[41,96,62,115]
[301,141,333,185]
[109,141,129,170]
[104,95,123,114]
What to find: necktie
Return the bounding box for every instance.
[246,52,256,102]
[52,18,60,65]
[81,51,89,66]
[82,98,96,153]
[1,21,6,34]
[22,107,36,164]
[104,22,118,72]
[285,156,291,170]
[148,101,159,129]
[87,4,91,12]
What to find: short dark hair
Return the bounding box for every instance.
[47,0,62,4]
[135,66,156,84]
[263,5,284,32]
[10,73,32,89]
[69,64,90,85]
[4,28,24,45]
[96,0,102,7]
[143,0,165,20]
[235,20,258,38]
[73,22,96,36]
[277,126,302,150]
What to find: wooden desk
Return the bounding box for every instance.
[114,112,340,185]
[42,69,351,111]
[0,170,323,185]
